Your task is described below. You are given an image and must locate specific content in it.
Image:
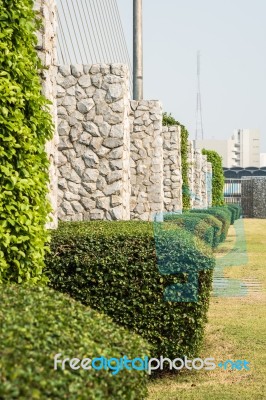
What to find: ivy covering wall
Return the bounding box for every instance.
[162,112,190,210]
[202,149,225,206]
[0,0,53,283]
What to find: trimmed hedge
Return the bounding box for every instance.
[163,214,215,248]
[0,0,53,282]
[185,213,223,248]
[202,149,225,206]
[164,212,223,248]
[226,205,237,224]
[226,204,242,220]
[45,221,215,360]
[190,207,231,242]
[0,285,149,399]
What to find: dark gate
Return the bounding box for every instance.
[224,177,266,218]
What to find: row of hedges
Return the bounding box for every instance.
[1,205,242,397]
[0,285,149,400]
[45,221,215,361]
[164,212,221,248]
[164,213,215,248]
[190,207,232,242]
[0,2,149,399]
[226,203,242,222]
[164,205,241,248]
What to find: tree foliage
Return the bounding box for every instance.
[0,0,53,282]
[162,112,190,209]
[202,149,225,206]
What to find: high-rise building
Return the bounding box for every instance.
[231,129,260,167]
[195,129,260,168]
[260,153,266,167]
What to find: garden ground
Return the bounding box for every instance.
[148,219,266,400]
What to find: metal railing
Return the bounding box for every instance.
[224,179,242,204]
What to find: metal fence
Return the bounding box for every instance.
[224,179,242,205]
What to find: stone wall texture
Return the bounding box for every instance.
[186,146,211,210]
[129,101,164,220]
[35,0,58,228]
[207,162,213,207]
[187,140,195,208]
[242,177,266,218]
[57,64,131,221]
[35,0,213,222]
[55,63,213,221]
[163,126,183,212]
[193,149,203,209]
[201,154,208,209]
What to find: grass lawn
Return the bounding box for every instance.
[148,219,266,400]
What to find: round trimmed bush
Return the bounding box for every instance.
[226,205,237,224]
[226,204,242,220]
[163,214,214,248]
[0,285,149,399]
[191,207,231,242]
[185,213,223,247]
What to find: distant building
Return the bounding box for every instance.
[195,129,260,168]
[193,139,235,167]
[231,129,260,167]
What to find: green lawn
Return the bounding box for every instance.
[148,219,266,400]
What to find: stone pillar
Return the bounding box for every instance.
[129,100,164,220]
[163,126,183,212]
[193,149,202,209]
[207,162,212,207]
[34,0,58,228]
[187,140,195,208]
[201,154,208,209]
[57,64,131,221]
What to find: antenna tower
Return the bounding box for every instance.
[195,51,204,140]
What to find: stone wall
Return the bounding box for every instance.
[163,126,183,212]
[34,0,58,228]
[187,145,212,210]
[242,177,266,218]
[129,101,164,220]
[201,154,208,209]
[252,177,266,218]
[55,63,212,220]
[57,64,131,221]
[187,140,195,208]
[35,4,214,224]
[207,162,213,207]
[53,62,213,221]
[193,149,203,208]
[55,66,212,222]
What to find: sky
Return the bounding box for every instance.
[117,0,266,151]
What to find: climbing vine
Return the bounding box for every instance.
[162,112,190,210]
[0,0,53,282]
[202,149,225,206]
